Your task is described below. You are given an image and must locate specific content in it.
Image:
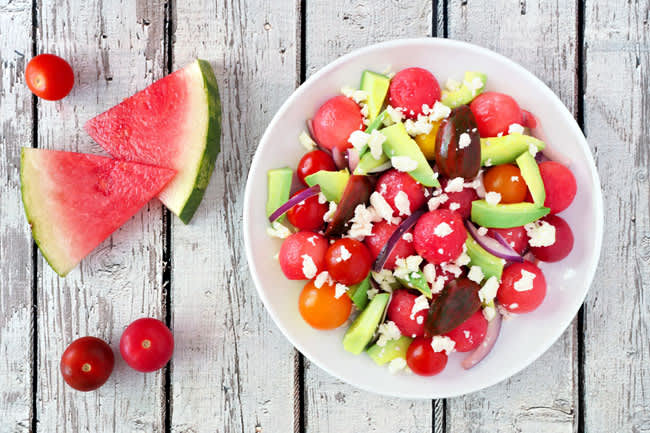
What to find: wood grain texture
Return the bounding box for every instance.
[583,1,650,431]
[303,2,435,432]
[0,0,34,431]
[168,1,299,432]
[34,0,167,431]
[446,2,579,432]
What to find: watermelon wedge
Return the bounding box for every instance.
[21,148,176,276]
[84,59,221,223]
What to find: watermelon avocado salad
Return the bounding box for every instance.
[265,67,577,376]
[21,59,221,276]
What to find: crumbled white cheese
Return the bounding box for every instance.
[341,86,368,104]
[431,335,456,354]
[404,115,433,137]
[366,287,379,300]
[376,321,402,347]
[448,202,461,211]
[372,269,397,291]
[370,191,399,223]
[478,276,500,304]
[429,101,452,122]
[314,271,332,288]
[367,129,386,160]
[347,204,381,241]
[334,283,349,299]
[410,295,430,320]
[497,132,503,137]
[340,246,352,261]
[514,269,537,292]
[485,191,502,206]
[477,226,489,236]
[348,130,370,151]
[402,232,413,242]
[340,86,355,98]
[524,220,557,247]
[388,357,407,374]
[299,131,317,150]
[529,142,539,157]
[458,132,472,149]
[438,248,444,254]
[267,221,292,239]
[393,255,423,280]
[306,235,318,246]
[454,251,471,267]
[468,265,485,283]
[445,78,462,92]
[434,222,453,237]
[301,254,318,279]
[360,103,369,118]
[323,201,337,222]
[441,262,462,278]
[483,305,496,321]
[464,76,485,96]
[317,192,327,204]
[383,105,404,126]
[485,158,493,167]
[508,123,525,135]
[432,276,446,294]
[422,263,436,284]
[427,193,449,211]
[391,155,419,172]
[509,302,519,310]
[445,177,465,193]
[394,191,412,216]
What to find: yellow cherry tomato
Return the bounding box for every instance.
[415,120,441,160]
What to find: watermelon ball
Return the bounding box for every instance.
[444,310,488,352]
[497,261,547,313]
[279,231,328,280]
[469,91,523,137]
[538,161,577,214]
[376,169,427,217]
[364,220,415,270]
[388,67,441,119]
[488,226,528,255]
[438,177,479,219]
[529,215,574,262]
[414,209,467,264]
[386,289,428,338]
[311,95,364,152]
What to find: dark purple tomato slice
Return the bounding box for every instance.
[435,105,481,180]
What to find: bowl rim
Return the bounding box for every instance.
[243,37,604,399]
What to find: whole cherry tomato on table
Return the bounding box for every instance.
[60,336,114,391]
[120,318,174,372]
[25,54,74,101]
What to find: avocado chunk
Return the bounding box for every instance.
[396,270,432,298]
[481,134,545,166]
[266,167,293,221]
[381,123,440,187]
[343,293,390,355]
[347,274,371,310]
[360,71,390,122]
[365,110,387,133]
[367,335,413,366]
[441,71,487,108]
[515,151,546,207]
[354,152,390,175]
[471,200,550,228]
[465,235,504,281]
[305,169,349,203]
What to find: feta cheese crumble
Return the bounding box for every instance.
[434,222,453,237]
[524,220,556,247]
[458,132,472,149]
[334,283,349,299]
[483,305,496,321]
[367,129,386,160]
[347,130,370,151]
[431,335,456,354]
[449,202,460,211]
[314,271,332,288]
[485,191,502,206]
[306,235,318,246]
[323,201,337,222]
[508,123,525,134]
[478,276,500,304]
[445,78,462,91]
[370,192,399,224]
[432,276,446,294]
[267,221,292,239]
[511,175,520,182]
[410,295,429,320]
[477,226,488,236]
[467,265,485,283]
[393,255,423,281]
[514,269,537,292]
[366,287,379,300]
[528,142,539,157]
[428,101,452,121]
[445,177,465,193]
[394,191,412,216]
[441,262,462,278]
[383,105,404,125]
[388,357,407,374]
[402,232,413,242]
[318,192,327,204]
[372,269,397,291]
[404,115,433,137]
[427,193,449,210]
[347,204,381,241]
[391,155,418,172]
[422,263,436,284]
[299,131,317,150]
[341,86,368,104]
[301,254,318,279]
[339,246,352,261]
[376,321,402,347]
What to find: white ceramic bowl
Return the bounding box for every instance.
[243,38,603,398]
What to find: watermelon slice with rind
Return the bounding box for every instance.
[21,148,176,276]
[84,59,221,223]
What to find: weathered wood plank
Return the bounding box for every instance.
[583,1,650,431]
[303,2,435,432]
[446,2,579,432]
[0,0,34,430]
[168,2,299,432]
[35,1,167,431]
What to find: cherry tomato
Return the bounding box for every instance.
[311,95,363,152]
[25,54,74,101]
[388,67,441,119]
[279,231,328,280]
[364,220,415,270]
[286,190,328,230]
[119,318,174,372]
[325,238,372,285]
[60,336,114,391]
[488,226,528,255]
[444,310,487,352]
[413,209,467,264]
[538,161,577,214]
[376,169,427,217]
[483,164,528,204]
[529,215,574,262]
[497,261,547,313]
[406,337,448,376]
[469,92,523,137]
[521,109,537,128]
[297,150,337,186]
[386,289,428,338]
[438,177,479,219]
[298,279,352,329]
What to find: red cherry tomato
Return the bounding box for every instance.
[538,161,577,214]
[286,189,328,230]
[279,231,328,280]
[497,261,547,313]
[311,95,363,152]
[406,337,448,376]
[444,310,488,352]
[529,215,574,262]
[469,92,523,137]
[388,67,441,119]
[60,336,114,391]
[298,280,352,329]
[376,169,427,217]
[364,220,415,270]
[297,150,337,186]
[413,209,467,264]
[119,318,173,372]
[488,226,528,255]
[521,109,537,128]
[386,289,428,338]
[438,177,479,219]
[325,238,372,285]
[25,54,74,101]
[483,164,528,204]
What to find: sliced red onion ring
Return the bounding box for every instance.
[268,185,321,222]
[465,220,523,263]
[332,146,347,170]
[462,309,502,369]
[527,111,572,166]
[373,210,424,272]
[347,148,360,172]
[491,230,512,251]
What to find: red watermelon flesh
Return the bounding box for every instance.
[21,148,175,276]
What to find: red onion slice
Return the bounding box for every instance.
[522,251,540,265]
[527,111,572,166]
[462,309,502,369]
[465,220,523,263]
[347,148,360,172]
[268,185,321,222]
[332,147,347,170]
[373,210,424,272]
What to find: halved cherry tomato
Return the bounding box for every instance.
[444,310,487,352]
[325,238,372,285]
[279,231,328,280]
[286,189,328,230]
[60,336,114,391]
[311,95,363,152]
[497,261,547,313]
[469,92,523,137]
[529,215,574,262]
[483,164,528,203]
[406,337,448,376]
[298,280,352,329]
[25,54,74,101]
[297,150,337,186]
[120,318,174,372]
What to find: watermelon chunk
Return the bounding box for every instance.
[21,148,176,276]
[84,59,221,223]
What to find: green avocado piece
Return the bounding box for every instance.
[305,169,349,203]
[515,151,546,207]
[441,71,487,108]
[360,71,390,122]
[380,123,440,187]
[396,270,432,299]
[465,235,504,281]
[343,293,390,355]
[471,200,550,228]
[347,274,371,310]
[354,152,390,175]
[365,110,387,133]
[480,134,545,166]
[266,167,293,221]
[367,335,413,366]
